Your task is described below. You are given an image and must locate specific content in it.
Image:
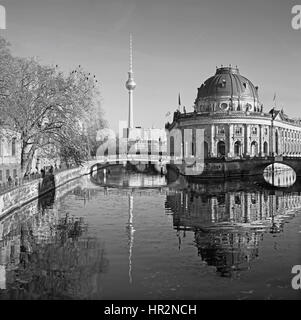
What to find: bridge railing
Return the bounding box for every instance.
[91,154,171,164]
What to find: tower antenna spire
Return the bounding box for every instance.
[129,33,133,73]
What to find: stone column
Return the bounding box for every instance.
[278,128,281,155]
[242,125,245,156]
[228,124,234,157]
[211,124,215,157]
[181,128,185,160]
[245,125,251,155]
[259,124,262,157]
[284,129,287,155]
[269,124,273,156]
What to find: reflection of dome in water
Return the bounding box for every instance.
[166,181,301,276]
[195,230,261,277]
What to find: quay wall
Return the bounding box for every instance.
[0,161,96,219]
[168,157,301,180]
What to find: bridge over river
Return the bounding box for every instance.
[85,154,301,179]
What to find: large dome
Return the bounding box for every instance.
[194,66,262,113]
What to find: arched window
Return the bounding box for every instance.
[263,141,268,155]
[234,141,242,157]
[251,141,258,157]
[217,141,226,157]
[12,138,16,156]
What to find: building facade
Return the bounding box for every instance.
[0,126,21,183]
[166,66,301,159]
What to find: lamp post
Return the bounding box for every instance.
[271,108,275,186]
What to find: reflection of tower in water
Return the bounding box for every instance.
[126,193,135,284]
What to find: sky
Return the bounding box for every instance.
[0,0,300,131]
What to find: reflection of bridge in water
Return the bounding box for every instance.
[90,164,167,190]
[165,179,301,277]
[264,163,296,187]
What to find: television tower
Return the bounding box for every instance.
[125,33,136,129]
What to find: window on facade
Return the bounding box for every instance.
[12,138,16,156]
[6,169,10,180]
[246,103,252,112]
[263,141,268,155]
[235,195,241,205]
[217,126,225,135]
[0,170,2,181]
[252,127,258,135]
[220,103,228,110]
[217,141,226,156]
[235,126,242,135]
[234,141,242,156]
[217,195,225,205]
[13,169,17,178]
[251,141,258,156]
[265,128,268,135]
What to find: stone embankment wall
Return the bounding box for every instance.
[0,162,95,219]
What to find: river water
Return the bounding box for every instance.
[0,166,301,300]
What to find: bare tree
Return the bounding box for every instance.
[0,37,105,175]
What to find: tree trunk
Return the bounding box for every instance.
[21,142,36,176]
